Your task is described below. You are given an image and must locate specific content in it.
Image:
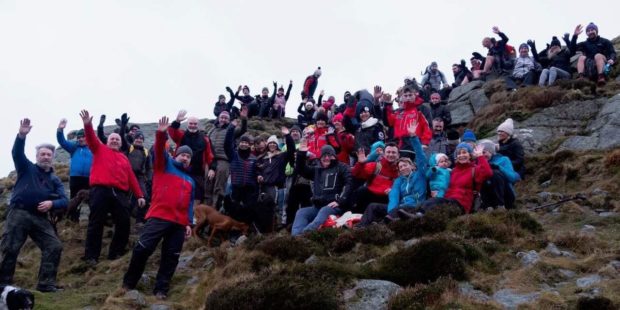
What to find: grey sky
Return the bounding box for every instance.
[1,0,618,176]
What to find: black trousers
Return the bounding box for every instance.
[286,183,312,226]
[481,170,516,209]
[228,185,259,225]
[353,187,389,214]
[0,208,63,288]
[122,218,185,295]
[358,203,388,227]
[68,176,90,221]
[84,186,131,261]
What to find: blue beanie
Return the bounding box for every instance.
[455,142,473,158]
[586,22,598,33]
[461,129,477,143]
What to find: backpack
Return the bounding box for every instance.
[505,44,516,59]
[129,145,149,158]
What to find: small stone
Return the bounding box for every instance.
[176,254,194,270]
[492,289,540,309]
[538,192,552,201]
[541,180,551,188]
[545,243,562,256]
[403,239,420,248]
[609,260,620,271]
[304,254,318,265]
[591,188,609,196]
[559,269,576,278]
[459,282,491,303]
[343,279,402,310]
[202,257,215,270]
[516,250,540,266]
[576,274,602,288]
[235,235,248,246]
[581,225,596,233]
[599,212,618,218]
[186,276,199,285]
[124,290,147,307]
[150,304,171,310]
[560,251,577,259]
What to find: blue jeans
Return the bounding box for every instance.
[291,205,342,236]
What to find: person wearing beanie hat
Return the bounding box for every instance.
[233,85,255,110]
[496,118,525,179]
[255,127,296,231]
[477,139,521,211]
[575,22,616,86]
[538,32,577,86]
[291,137,352,236]
[461,129,477,147]
[127,128,152,225]
[122,116,196,297]
[511,40,538,86]
[421,61,448,92]
[426,152,451,199]
[272,80,293,119]
[253,83,277,118]
[301,67,321,101]
[330,113,355,164]
[306,112,336,159]
[56,117,93,222]
[297,98,316,130]
[214,86,237,118]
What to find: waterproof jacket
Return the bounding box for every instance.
[489,154,521,196]
[10,135,68,213]
[428,102,452,126]
[225,125,258,188]
[207,118,247,161]
[84,123,143,197]
[302,75,318,100]
[387,136,428,211]
[421,69,448,91]
[146,131,195,226]
[385,97,432,145]
[296,151,353,209]
[213,87,237,117]
[56,129,93,177]
[352,157,399,196]
[577,35,616,60]
[444,156,493,213]
[336,130,355,164]
[168,122,214,176]
[426,154,451,198]
[498,137,525,179]
[353,118,385,155]
[256,134,295,188]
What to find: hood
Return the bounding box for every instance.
[370,141,385,155]
[357,90,374,109]
[404,96,424,110]
[361,117,378,129]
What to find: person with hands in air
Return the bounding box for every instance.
[0,118,68,293]
[575,22,617,85]
[122,116,195,301]
[79,110,145,266]
[291,142,352,236]
[272,80,293,119]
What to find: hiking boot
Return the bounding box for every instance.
[155,292,168,300]
[597,75,606,86]
[36,284,65,293]
[81,257,98,267]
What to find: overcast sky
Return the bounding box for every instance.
[0,0,618,177]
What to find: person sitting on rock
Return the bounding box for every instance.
[272,80,293,119]
[575,23,616,85]
[427,153,451,198]
[301,67,321,101]
[214,86,238,119]
[535,31,578,86]
[477,140,520,211]
[297,99,316,130]
[452,60,473,87]
[234,85,256,117]
[291,145,352,236]
[496,118,525,179]
[357,123,427,226]
[511,42,541,87]
[255,83,277,118]
[421,61,449,94]
[121,116,194,301]
[344,104,385,159]
[480,26,515,74]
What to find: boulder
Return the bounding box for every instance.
[124,290,147,307]
[576,274,602,288]
[492,289,540,309]
[459,282,491,303]
[469,89,490,114]
[343,279,402,310]
[560,94,620,150]
[448,100,475,126]
[448,81,484,103]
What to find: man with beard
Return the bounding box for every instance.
[56,118,92,221]
[428,92,451,127]
[0,118,68,292]
[122,116,194,300]
[126,131,152,226]
[427,118,450,157]
[168,110,214,205]
[575,23,616,85]
[351,142,400,214]
[80,110,145,266]
[206,108,248,209]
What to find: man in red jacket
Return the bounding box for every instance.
[384,86,432,160]
[80,110,145,266]
[351,142,400,213]
[122,116,194,300]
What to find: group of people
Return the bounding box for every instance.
[0,21,614,300]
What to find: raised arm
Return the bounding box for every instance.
[285,80,293,101]
[295,143,314,180]
[234,108,248,138]
[167,109,187,146]
[282,127,296,163]
[56,118,77,153]
[226,86,236,109]
[97,114,108,144]
[81,110,102,153]
[12,118,33,173]
[154,116,170,173]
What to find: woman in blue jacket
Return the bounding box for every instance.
[478,140,520,210]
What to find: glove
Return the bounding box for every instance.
[472,52,484,60]
[121,113,129,126]
[562,33,570,42]
[99,115,106,126]
[226,86,233,93]
[527,40,536,49]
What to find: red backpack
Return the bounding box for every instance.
[505,44,516,59]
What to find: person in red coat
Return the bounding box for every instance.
[384,86,432,160]
[351,142,400,213]
[122,116,194,300]
[332,113,355,164]
[80,110,144,265]
[301,67,321,101]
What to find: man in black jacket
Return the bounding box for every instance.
[213,86,237,119]
[0,118,68,293]
[291,145,352,236]
[575,23,616,85]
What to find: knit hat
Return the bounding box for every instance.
[314,66,322,77]
[430,61,438,67]
[477,139,496,156]
[461,129,477,143]
[332,113,344,124]
[447,129,460,144]
[76,129,85,137]
[262,87,269,92]
[305,102,314,110]
[219,110,230,117]
[290,125,301,134]
[586,22,598,33]
[320,145,336,157]
[176,145,193,157]
[359,106,371,115]
[497,118,515,136]
[519,43,529,50]
[134,131,145,140]
[240,135,254,144]
[218,94,225,99]
[550,36,561,47]
[316,112,328,123]
[267,135,279,146]
[455,142,473,156]
[435,153,449,163]
[242,85,249,91]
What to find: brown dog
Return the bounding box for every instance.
[193,204,249,247]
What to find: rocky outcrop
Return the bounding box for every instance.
[342,279,402,310]
[446,81,489,126]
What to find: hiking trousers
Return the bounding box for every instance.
[84,186,131,261]
[0,208,62,287]
[122,218,185,295]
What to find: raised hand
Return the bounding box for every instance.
[158,116,169,132]
[492,26,500,34]
[120,113,129,126]
[273,81,277,88]
[374,85,383,99]
[98,114,106,126]
[80,110,93,125]
[226,86,233,93]
[18,118,32,137]
[574,24,583,36]
[298,140,308,152]
[289,80,293,85]
[473,145,484,158]
[527,40,535,49]
[356,148,367,163]
[407,120,418,137]
[237,85,242,92]
[281,126,290,136]
[563,33,570,42]
[176,109,187,122]
[58,118,67,129]
[381,93,392,103]
[320,90,325,96]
